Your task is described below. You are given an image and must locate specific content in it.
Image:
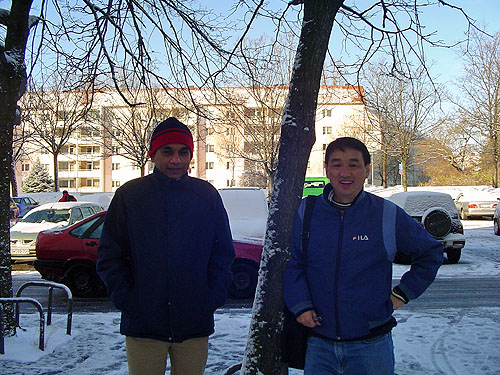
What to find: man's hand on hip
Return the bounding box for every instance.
[297,309,322,328]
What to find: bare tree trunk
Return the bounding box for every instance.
[382,148,388,188]
[402,159,408,191]
[0,0,35,334]
[53,152,59,191]
[240,1,343,374]
[10,161,18,197]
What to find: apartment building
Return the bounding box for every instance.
[14,85,378,192]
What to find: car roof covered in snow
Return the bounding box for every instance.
[387,191,457,216]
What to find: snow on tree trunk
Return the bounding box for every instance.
[240,1,342,374]
[0,0,36,334]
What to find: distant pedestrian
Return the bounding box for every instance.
[97,117,235,375]
[58,190,77,202]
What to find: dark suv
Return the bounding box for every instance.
[387,191,466,264]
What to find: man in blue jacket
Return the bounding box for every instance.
[284,137,443,375]
[97,117,235,375]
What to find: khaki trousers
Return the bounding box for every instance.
[126,336,209,375]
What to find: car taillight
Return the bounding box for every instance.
[468,204,478,209]
[494,204,497,208]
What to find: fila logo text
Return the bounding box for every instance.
[352,235,369,241]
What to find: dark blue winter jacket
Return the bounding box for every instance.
[284,186,443,341]
[96,168,235,343]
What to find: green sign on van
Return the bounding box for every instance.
[302,177,330,197]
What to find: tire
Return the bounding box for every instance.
[65,264,100,298]
[422,208,451,237]
[445,249,461,264]
[393,251,411,265]
[494,219,500,236]
[229,261,258,299]
[460,209,468,220]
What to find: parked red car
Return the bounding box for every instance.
[34,211,264,299]
[34,211,106,297]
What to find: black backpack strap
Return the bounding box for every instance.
[301,195,317,257]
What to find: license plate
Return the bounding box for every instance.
[11,248,30,255]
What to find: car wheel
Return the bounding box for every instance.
[445,249,461,264]
[65,264,99,298]
[494,219,500,236]
[229,261,258,299]
[460,209,468,220]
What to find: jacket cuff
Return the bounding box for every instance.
[392,285,409,304]
[289,300,314,317]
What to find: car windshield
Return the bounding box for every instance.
[22,209,70,224]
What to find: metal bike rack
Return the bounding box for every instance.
[16,281,73,335]
[0,280,74,355]
[0,298,45,353]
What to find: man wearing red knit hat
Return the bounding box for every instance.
[97,117,235,375]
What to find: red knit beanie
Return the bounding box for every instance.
[148,117,194,157]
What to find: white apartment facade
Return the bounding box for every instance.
[14,85,378,192]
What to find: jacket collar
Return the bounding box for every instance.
[152,167,189,185]
[322,183,366,207]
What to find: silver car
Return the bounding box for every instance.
[494,203,500,236]
[454,192,498,220]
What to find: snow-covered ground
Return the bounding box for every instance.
[2,185,500,374]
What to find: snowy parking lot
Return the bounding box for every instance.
[2,187,500,374]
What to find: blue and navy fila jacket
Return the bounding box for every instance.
[283,186,443,341]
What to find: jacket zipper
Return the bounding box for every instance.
[334,210,344,340]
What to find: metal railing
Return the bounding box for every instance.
[0,298,45,353]
[0,281,74,354]
[16,281,73,335]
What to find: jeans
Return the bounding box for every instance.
[304,333,394,375]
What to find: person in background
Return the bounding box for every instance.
[284,137,443,375]
[58,190,77,202]
[96,117,235,375]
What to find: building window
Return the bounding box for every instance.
[80,146,100,154]
[86,109,101,122]
[226,162,230,170]
[61,144,75,154]
[206,162,214,170]
[323,144,327,150]
[323,126,332,135]
[205,144,214,152]
[59,179,75,188]
[80,127,101,137]
[112,146,120,154]
[323,109,332,117]
[22,164,30,172]
[85,179,100,187]
[112,180,121,188]
[112,163,120,170]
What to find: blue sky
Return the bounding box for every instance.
[2,1,499,88]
